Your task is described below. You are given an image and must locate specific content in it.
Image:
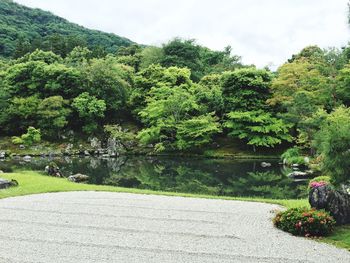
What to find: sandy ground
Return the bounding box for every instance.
[0,191,349,263]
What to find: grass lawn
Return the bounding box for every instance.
[0,171,349,251]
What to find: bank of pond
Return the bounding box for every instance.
[0,156,309,199]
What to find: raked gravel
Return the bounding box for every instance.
[0,191,349,263]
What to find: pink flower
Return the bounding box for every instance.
[309,181,328,189]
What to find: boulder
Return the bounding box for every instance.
[23,155,32,162]
[19,145,25,149]
[261,162,272,168]
[0,178,18,189]
[0,151,5,159]
[309,185,350,225]
[45,162,63,177]
[68,173,89,183]
[287,171,313,179]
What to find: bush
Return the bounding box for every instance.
[308,176,332,191]
[281,147,306,165]
[11,127,41,146]
[273,207,335,237]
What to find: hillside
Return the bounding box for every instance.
[0,0,134,57]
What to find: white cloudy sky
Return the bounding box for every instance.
[14,0,350,68]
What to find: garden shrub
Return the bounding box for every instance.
[273,207,335,237]
[281,147,306,166]
[11,127,41,146]
[308,176,332,191]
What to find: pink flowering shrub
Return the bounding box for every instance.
[309,181,328,189]
[308,176,331,191]
[273,207,335,237]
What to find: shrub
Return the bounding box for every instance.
[308,176,332,191]
[281,147,306,166]
[273,207,335,237]
[11,127,41,146]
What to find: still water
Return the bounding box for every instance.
[0,156,308,199]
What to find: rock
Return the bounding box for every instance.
[63,143,74,155]
[68,173,89,183]
[261,162,272,168]
[90,137,101,149]
[309,185,350,225]
[0,170,3,173]
[23,155,32,162]
[45,162,63,177]
[304,157,310,164]
[19,145,25,149]
[0,151,5,159]
[0,178,18,189]
[287,171,311,179]
[291,163,300,167]
[84,150,90,156]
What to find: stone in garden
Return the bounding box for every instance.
[309,185,350,225]
[261,162,272,167]
[0,178,18,189]
[90,137,101,149]
[0,151,5,159]
[19,145,25,149]
[23,155,32,162]
[68,173,89,183]
[45,162,63,177]
[287,171,312,179]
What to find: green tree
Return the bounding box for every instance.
[221,68,272,112]
[72,92,106,134]
[176,113,222,150]
[225,110,293,150]
[84,57,133,114]
[37,96,71,137]
[313,106,350,184]
[140,46,164,70]
[137,66,221,151]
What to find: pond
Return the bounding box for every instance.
[0,156,308,199]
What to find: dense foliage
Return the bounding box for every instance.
[0,0,133,58]
[274,207,336,237]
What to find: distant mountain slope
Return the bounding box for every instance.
[0,0,135,57]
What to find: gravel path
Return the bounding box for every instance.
[0,191,349,263]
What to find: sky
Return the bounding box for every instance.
[14,0,350,68]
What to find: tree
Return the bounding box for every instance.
[137,66,221,151]
[5,96,41,132]
[336,63,350,106]
[225,110,293,150]
[140,46,164,70]
[130,65,193,116]
[176,113,222,150]
[72,92,106,134]
[221,68,272,112]
[65,46,92,66]
[161,38,203,81]
[37,96,71,137]
[84,57,133,115]
[313,106,350,184]
[196,74,224,115]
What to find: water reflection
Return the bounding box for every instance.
[0,156,307,199]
